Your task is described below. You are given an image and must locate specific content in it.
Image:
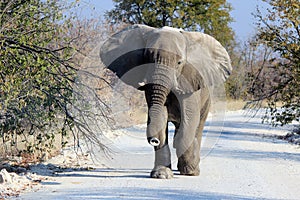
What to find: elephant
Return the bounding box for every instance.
[100,24,232,179]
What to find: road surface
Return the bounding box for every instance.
[19,110,300,200]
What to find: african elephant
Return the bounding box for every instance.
[100,24,232,179]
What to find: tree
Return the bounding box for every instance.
[0,0,109,159]
[106,0,235,48]
[251,0,299,126]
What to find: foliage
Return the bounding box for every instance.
[250,0,300,126]
[106,0,235,48]
[225,38,275,101]
[225,46,247,100]
[0,0,109,159]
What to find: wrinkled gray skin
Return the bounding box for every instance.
[100,24,232,179]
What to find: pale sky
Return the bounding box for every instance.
[78,0,268,42]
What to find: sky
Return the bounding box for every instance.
[78,0,268,42]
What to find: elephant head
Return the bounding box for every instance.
[100,24,232,178]
[100,24,231,92]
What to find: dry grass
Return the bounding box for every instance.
[0,134,64,164]
[225,99,276,111]
[226,99,247,111]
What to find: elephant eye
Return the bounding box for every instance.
[177,61,182,65]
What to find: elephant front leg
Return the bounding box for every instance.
[177,135,201,176]
[145,85,173,179]
[150,125,173,179]
[176,111,208,176]
[174,90,210,176]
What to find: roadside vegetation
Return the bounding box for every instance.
[0,0,112,163]
[1,0,299,165]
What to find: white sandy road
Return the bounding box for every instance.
[18,110,300,200]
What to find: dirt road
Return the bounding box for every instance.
[19,110,300,200]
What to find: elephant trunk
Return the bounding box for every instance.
[145,83,170,147]
[148,137,160,147]
[144,49,178,147]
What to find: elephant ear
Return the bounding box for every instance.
[100,24,155,89]
[179,31,232,92]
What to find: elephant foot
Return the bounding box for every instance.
[178,165,200,176]
[150,166,173,179]
[178,158,200,176]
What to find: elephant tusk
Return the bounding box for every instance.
[175,87,184,94]
[149,137,160,147]
[138,82,146,86]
